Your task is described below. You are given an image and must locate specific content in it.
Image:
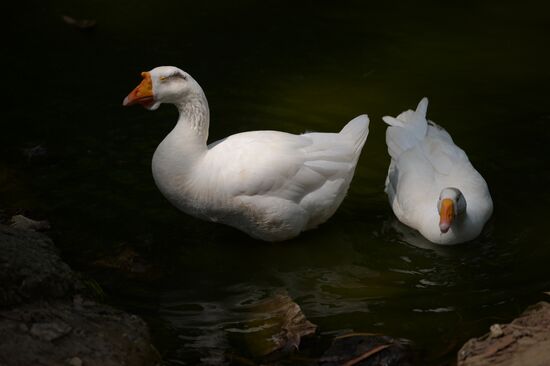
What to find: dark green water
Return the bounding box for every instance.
[4,1,550,364]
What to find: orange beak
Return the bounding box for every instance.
[123,72,154,107]
[439,198,454,233]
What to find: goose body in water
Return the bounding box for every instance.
[123,66,369,241]
[383,98,492,245]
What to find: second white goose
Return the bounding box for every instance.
[383,98,493,245]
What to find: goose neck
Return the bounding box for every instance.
[174,92,210,146]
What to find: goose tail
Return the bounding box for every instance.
[383,97,429,160]
[340,114,370,155]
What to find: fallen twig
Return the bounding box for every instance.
[342,344,391,366]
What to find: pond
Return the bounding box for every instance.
[4,0,550,364]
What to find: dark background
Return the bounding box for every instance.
[4,1,550,364]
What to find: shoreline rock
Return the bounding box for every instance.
[458,301,550,366]
[319,333,413,366]
[1,224,78,307]
[0,224,161,366]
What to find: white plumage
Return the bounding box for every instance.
[124,66,369,241]
[383,98,492,244]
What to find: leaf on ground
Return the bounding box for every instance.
[228,291,317,359]
[92,246,160,279]
[62,15,97,30]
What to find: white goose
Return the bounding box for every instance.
[383,98,492,245]
[123,66,369,242]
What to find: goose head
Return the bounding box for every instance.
[437,187,467,233]
[122,66,200,110]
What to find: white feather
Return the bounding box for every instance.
[383,98,493,245]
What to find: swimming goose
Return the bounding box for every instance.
[123,66,369,241]
[383,98,492,245]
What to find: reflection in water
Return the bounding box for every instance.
[159,268,382,364]
[384,217,453,253]
[155,245,473,364]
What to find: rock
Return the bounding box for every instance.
[66,357,82,366]
[490,324,504,338]
[30,321,72,341]
[0,224,79,307]
[0,224,161,366]
[458,301,550,366]
[0,300,160,366]
[10,214,51,231]
[319,333,413,366]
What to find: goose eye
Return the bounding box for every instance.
[160,73,187,81]
[172,73,187,80]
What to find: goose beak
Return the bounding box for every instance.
[439,198,454,233]
[123,72,154,107]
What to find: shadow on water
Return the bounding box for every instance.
[4,0,550,364]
